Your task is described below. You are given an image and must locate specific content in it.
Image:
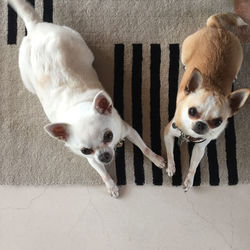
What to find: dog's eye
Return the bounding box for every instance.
[81,148,93,155]
[188,107,197,117]
[103,130,113,143]
[212,118,222,127]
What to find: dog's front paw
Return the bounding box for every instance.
[107,184,119,198]
[152,155,167,169]
[166,161,176,177]
[183,174,194,192]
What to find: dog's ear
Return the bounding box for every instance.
[229,89,250,116]
[44,123,71,141]
[93,91,113,115]
[185,68,203,94]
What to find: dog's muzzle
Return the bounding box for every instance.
[98,152,112,164]
[192,121,208,135]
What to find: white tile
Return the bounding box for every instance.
[0,185,250,250]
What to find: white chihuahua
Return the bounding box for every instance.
[8,0,166,197]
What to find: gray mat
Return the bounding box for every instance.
[0,0,249,185]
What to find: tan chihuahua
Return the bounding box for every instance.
[164,13,250,191]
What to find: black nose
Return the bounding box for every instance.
[98,152,112,163]
[193,121,208,135]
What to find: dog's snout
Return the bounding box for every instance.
[197,121,206,131]
[98,152,112,163]
[193,121,208,135]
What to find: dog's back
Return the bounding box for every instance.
[180,13,246,96]
[8,0,103,121]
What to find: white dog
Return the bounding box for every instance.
[8,0,166,197]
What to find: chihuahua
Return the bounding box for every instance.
[164,13,250,191]
[8,0,166,197]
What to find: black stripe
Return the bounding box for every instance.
[188,142,201,186]
[173,138,182,185]
[7,4,17,44]
[43,0,53,23]
[114,44,126,185]
[207,140,220,185]
[25,0,35,36]
[27,0,35,5]
[150,44,163,185]
[225,116,238,185]
[168,44,182,186]
[132,44,144,185]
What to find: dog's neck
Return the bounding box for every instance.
[172,122,206,145]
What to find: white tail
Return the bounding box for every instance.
[207,13,248,32]
[8,0,41,32]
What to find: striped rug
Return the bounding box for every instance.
[0,0,249,186]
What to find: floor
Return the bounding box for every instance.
[235,0,250,42]
[0,185,250,250]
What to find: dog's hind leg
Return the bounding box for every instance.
[18,37,36,93]
[181,34,196,69]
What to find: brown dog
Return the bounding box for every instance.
[164,13,250,191]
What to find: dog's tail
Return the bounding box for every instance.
[8,0,41,33]
[206,13,247,32]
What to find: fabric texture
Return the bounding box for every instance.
[0,0,249,185]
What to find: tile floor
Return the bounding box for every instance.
[0,184,250,250]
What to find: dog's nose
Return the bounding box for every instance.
[193,121,208,135]
[98,152,112,163]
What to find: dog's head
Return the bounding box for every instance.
[175,68,249,139]
[44,91,124,165]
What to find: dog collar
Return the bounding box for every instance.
[116,139,125,148]
[172,122,206,145]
